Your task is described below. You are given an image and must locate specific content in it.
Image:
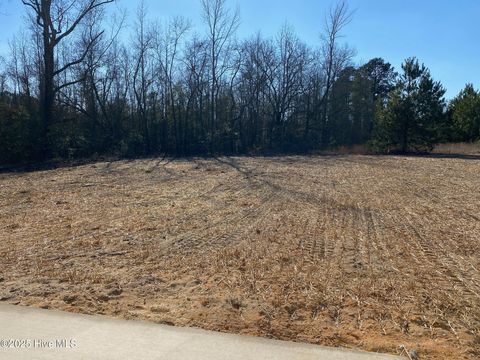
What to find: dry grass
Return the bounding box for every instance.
[1,155,479,359]
[433,142,480,155]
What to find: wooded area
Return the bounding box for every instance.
[0,0,479,165]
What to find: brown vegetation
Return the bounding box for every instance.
[433,142,480,156]
[1,154,479,359]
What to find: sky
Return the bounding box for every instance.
[0,0,479,99]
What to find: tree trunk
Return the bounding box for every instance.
[41,41,55,158]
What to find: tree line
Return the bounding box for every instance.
[0,0,479,165]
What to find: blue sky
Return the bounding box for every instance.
[0,0,479,99]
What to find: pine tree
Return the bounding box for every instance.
[449,84,480,142]
[372,58,446,153]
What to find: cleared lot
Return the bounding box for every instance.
[1,155,479,359]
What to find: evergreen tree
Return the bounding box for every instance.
[329,66,355,146]
[352,58,397,144]
[358,58,397,102]
[449,84,480,142]
[372,57,445,153]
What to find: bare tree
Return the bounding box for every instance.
[84,10,125,136]
[237,36,262,149]
[182,35,209,152]
[0,0,406,162]
[201,0,240,148]
[154,16,191,152]
[274,25,310,146]
[132,0,155,154]
[0,56,8,95]
[8,32,37,111]
[319,0,355,146]
[21,0,115,156]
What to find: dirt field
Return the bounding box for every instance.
[1,154,479,359]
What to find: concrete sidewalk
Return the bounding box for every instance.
[0,304,403,360]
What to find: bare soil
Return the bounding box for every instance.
[1,154,479,359]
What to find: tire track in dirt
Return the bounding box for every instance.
[295,200,368,274]
[271,160,371,274]
[321,207,335,259]
[38,162,270,262]
[389,210,472,305]
[339,209,354,273]
[403,212,480,302]
[329,209,347,271]
[167,195,271,254]
[416,213,480,288]
[56,175,253,254]
[358,208,375,272]
[378,210,462,310]
[299,209,326,262]
[406,187,480,270]
[165,159,278,255]
[353,206,370,273]
[340,207,366,274]
[361,209,385,273]
[260,160,337,268]
[187,189,276,254]
[166,179,254,233]
[230,159,343,266]
[377,209,462,311]
[366,210,401,275]
[315,207,328,259]
[298,213,317,261]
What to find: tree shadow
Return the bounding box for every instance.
[213,156,255,179]
[409,153,480,161]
